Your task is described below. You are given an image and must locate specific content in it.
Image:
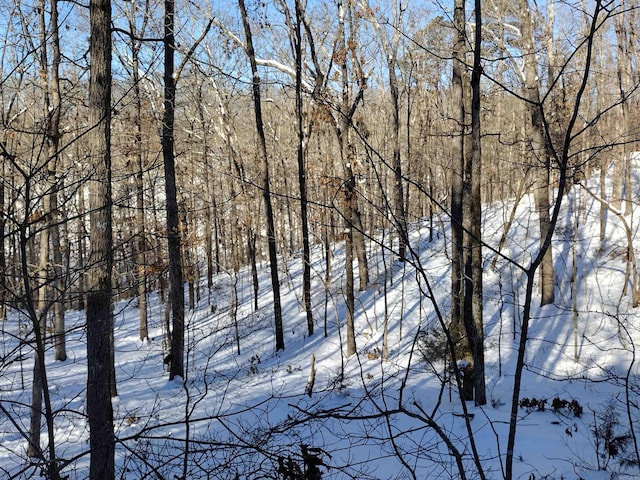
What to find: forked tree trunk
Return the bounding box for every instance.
[465,0,486,405]
[28,0,66,471]
[506,3,602,477]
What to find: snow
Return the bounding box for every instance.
[1,165,639,479]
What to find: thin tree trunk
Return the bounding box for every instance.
[128,6,148,341]
[246,230,259,312]
[239,0,285,351]
[294,0,313,336]
[75,177,86,311]
[506,3,602,476]
[345,218,356,357]
[201,94,215,288]
[29,0,66,467]
[345,2,369,292]
[0,157,5,321]
[613,5,631,214]
[86,0,115,476]
[337,0,357,357]
[48,0,65,361]
[367,0,407,261]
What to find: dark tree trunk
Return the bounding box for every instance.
[0,158,4,321]
[450,0,466,358]
[239,0,285,351]
[163,0,185,378]
[86,0,115,477]
[373,7,407,262]
[466,0,486,406]
[248,231,260,312]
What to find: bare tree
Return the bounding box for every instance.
[239,0,285,351]
[294,0,314,337]
[120,0,152,341]
[361,0,408,262]
[613,1,635,215]
[47,0,66,363]
[518,0,555,306]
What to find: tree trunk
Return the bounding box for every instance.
[127,3,148,341]
[466,0,486,405]
[337,0,358,356]
[163,0,185,379]
[613,6,632,214]
[246,230,259,312]
[344,219,357,357]
[48,0,66,362]
[239,0,285,351]
[86,0,115,477]
[0,157,5,321]
[506,3,602,477]
[294,0,313,336]
[519,0,555,306]
[29,0,66,471]
[450,0,466,360]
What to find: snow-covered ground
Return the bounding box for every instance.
[1,167,639,479]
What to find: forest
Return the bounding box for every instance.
[0,0,639,478]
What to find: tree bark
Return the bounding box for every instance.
[450,0,466,361]
[0,157,5,321]
[86,0,115,477]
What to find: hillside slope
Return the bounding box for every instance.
[1,169,639,479]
